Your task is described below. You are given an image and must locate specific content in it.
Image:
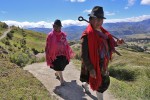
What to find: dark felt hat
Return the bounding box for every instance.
[88,6,106,19]
[54,19,62,27]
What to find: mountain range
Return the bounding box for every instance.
[28,19,150,40]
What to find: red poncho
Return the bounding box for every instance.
[45,30,74,67]
[81,24,116,90]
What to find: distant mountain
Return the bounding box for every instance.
[28,26,86,40]
[104,19,150,37]
[27,28,52,34]
[27,19,150,40]
[62,26,86,40]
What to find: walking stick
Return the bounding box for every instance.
[78,16,120,40]
[78,16,122,56]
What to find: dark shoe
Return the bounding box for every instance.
[60,81,66,86]
[82,84,91,94]
[55,73,60,80]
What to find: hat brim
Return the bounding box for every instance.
[53,24,63,27]
[88,14,106,19]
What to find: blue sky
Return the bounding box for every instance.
[0,0,150,28]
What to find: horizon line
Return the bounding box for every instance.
[1,15,150,28]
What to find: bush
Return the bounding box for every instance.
[109,65,138,81]
[32,48,39,55]
[75,52,81,60]
[7,32,13,39]
[0,22,8,28]
[10,52,30,67]
[129,45,145,52]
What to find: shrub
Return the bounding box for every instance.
[109,66,137,81]
[32,48,39,55]
[10,30,14,33]
[1,38,10,45]
[10,52,30,67]
[0,22,8,28]
[7,32,13,39]
[75,52,81,60]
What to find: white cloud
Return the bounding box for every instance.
[128,0,136,6]
[141,0,150,5]
[105,11,115,16]
[105,15,150,23]
[2,20,53,28]
[2,15,150,28]
[62,19,87,27]
[125,0,136,9]
[124,6,129,9]
[83,9,91,13]
[69,0,86,2]
[2,19,87,28]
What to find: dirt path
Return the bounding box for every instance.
[24,62,116,100]
[0,28,11,40]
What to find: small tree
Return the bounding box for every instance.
[7,32,13,39]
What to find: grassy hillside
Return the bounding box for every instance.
[109,47,150,100]
[0,25,55,99]
[0,47,54,100]
[71,42,150,100]
[125,33,150,52]
[0,22,8,36]
[0,26,47,67]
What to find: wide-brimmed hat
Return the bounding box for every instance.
[54,19,62,27]
[88,6,106,19]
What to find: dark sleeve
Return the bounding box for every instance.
[81,35,94,71]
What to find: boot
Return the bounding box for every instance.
[96,91,103,100]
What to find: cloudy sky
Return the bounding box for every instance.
[0,0,150,28]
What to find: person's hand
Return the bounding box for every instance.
[90,69,96,78]
[117,38,125,45]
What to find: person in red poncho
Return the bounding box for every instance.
[45,19,74,86]
[79,6,124,100]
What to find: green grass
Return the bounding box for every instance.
[0,26,47,67]
[71,59,81,70]
[71,43,82,69]
[1,24,149,100]
[0,28,7,37]
[0,26,55,99]
[71,42,150,100]
[10,28,46,52]
[25,29,46,52]
[108,48,150,100]
[0,54,53,100]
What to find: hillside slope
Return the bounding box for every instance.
[71,43,150,100]
[0,47,52,99]
[0,26,47,67]
[108,47,150,100]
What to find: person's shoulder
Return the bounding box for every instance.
[48,31,54,36]
[46,31,54,39]
[61,31,67,37]
[48,31,53,34]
